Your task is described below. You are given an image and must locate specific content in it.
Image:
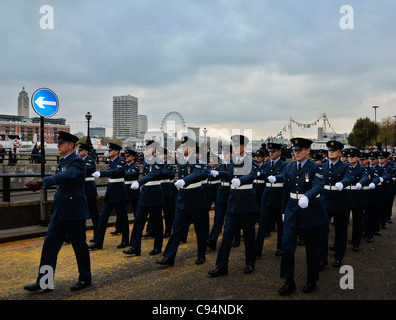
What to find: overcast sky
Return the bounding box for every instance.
[1,0,395,140]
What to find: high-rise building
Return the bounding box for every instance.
[113,94,138,138]
[138,115,148,138]
[18,87,29,118]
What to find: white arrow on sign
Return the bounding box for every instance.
[35,96,57,109]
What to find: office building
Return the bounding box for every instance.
[113,94,138,139]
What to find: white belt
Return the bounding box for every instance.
[160,179,171,183]
[210,180,220,184]
[144,181,161,186]
[183,182,202,189]
[85,177,95,182]
[221,182,230,186]
[324,185,337,190]
[349,185,360,190]
[108,178,125,183]
[254,180,266,184]
[267,183,283,188]
[201,179,208,184]
[393,177,396,181]
[363,186,370,190]
[290,192,320,199]
[124,180,138,185]
[377,182,382,186]
[231,184,253,190]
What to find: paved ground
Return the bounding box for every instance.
[0,205,395,313]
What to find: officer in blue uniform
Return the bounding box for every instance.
[345,148,369,252]
[253,150,266,206]
[208,134,259,277]
[123,140,165,256]
[256,142,286,257]
[278,137,328,296]
[77,143,99,240]
[89,142,129,249]
[124,149,140,221]
[157,147,176,237]
[378,151,393,229]
[24,131,91,292]
[157,136,209,266]
[207,143,232,251]
[318,140,353,269]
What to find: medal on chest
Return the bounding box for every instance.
[305,174,309,183]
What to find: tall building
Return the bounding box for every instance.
[91,127,106,137]
[113,94,138,138]
[138,115,148,138]
[18,87,29,118]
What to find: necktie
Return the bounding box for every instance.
[271,161,274,168]
[330,163,333,170]
[298,163,302,171]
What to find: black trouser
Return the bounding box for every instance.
[351,207,364,246]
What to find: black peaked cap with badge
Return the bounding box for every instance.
[231,134,249,145]
[326,140,344,151]
[368,151,378,159]
[56,131,79,143]
[378,151,390,158]
[181,136,197,147]
[78,143,92,151]
[346,148,360,157]
[125,149,138,157]
[290,137,313,150]
[267,142,282,151]
[108,142,123,151]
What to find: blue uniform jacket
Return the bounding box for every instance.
[42,152,89,221]
[215,162,231,205]
[321,160,354,212]
[160,161,176,198]
[125,161,140,200]
[282,160,328,228]
[83,155,98,198]
[226,155,259,215]
[364,165,380,206]
[261,159,287,207]
[137,156,165,207]
[100,156,128,203]
[346,163,369,208]
[176,155,209,211]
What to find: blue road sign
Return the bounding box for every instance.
[31,88,59,117]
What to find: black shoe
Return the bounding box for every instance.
[142,232,153,238]
[297,239,305,246]
[374,231,381,236]
[206,240,216,251]
[89,238,95,243]
[302,282,316,293]
[232,240,240,247]
[332,260,342,268]
[70,280,91,291]
[367,238,374,243]
[149,248,162,256]
[275,249,282,256]
[352,245,359,252]
[88,242,103,250]
[110,230,121,235]
[318,260,328,271]
[244,265,254,274]
[278,279,296,296]
[208,266,228,277]
[381,225,387,229]
[123,247,141,256]
[256,252,262,258]
[264,233,270,238]
[195,257,206,265]
[163,231,171,238]
[386,219,392,224]
[156,257,175,267]
[117,242,129,249]
[24,282,52,292]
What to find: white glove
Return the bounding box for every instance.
[369,183,376,189]
[379,177,384,183]
[335,182,344,191]
[257,172,261,177]
[268,175,276,183]
[131,181,139,190]
[298,196,309,209]
[231,178,241,188]
[92,171,101,178]
[174,179,186,189]
[210,170,219,177]
[356,183,362,190]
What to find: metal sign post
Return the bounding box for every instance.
[31,88,59,226]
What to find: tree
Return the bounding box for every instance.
[347,117,378,150]
[379,116,396,151]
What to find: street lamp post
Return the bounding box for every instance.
[372,106,379,145]
[85,112,93,149]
